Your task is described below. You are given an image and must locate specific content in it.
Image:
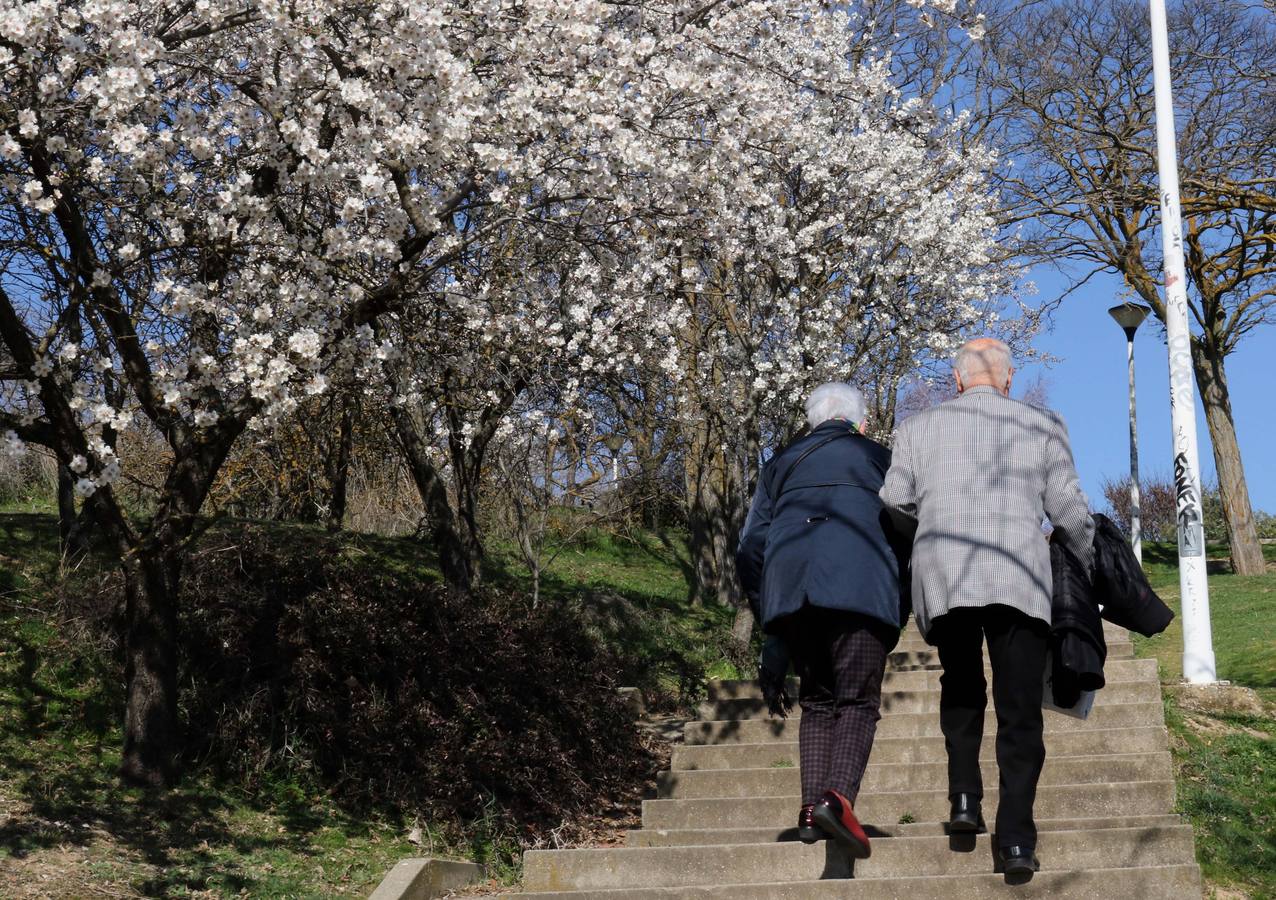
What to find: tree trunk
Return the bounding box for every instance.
[386,404,474,590]
[116,429,242,786]
[683,421,749,607]
[59,467,102,556]
[57,465,76,551]
[326,401,354,532]
[453,461,485,586]
[728,604,755,673]
[684,438,721,606]
[119,549,181,787]
[1190,340,1265,575]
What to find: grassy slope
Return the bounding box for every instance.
[1134,542,1276,695]
[486,530,742,694]
[1132,542,1276,899]
[0,512,729,898]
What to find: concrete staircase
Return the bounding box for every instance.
[507,623,1202,898]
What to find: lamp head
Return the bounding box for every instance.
[1108,302,1152,339]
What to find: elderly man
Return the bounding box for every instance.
[737,382,911,859]
[879,338,1094,880]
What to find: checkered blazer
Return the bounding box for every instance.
[879,385,1095,638]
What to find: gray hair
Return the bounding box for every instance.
[954,338,1013,383]
[805,382,866,428]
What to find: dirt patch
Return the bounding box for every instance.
[1204,881,1252,900]
[1168,683,1271,720]
[1178,712,1270,742]
[0,833,151,899]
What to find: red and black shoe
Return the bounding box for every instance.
[812,789,871,858]
[797,804,820,844]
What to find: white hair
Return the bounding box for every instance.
[954,338,1013,383]
[804,382,866,428]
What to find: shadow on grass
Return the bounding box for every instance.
[0,660,399,897]
[0,515,403,896]
[0,751,382,895]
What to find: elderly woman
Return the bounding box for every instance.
[736,382,911,859]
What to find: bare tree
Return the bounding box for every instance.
[984,0,1276,573]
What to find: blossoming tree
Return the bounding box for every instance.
[2,0,996,785]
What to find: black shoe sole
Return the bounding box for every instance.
[811,804,871,859]
[797,825,822,844]
[1002,857,1041,876]
[948,815,983,834]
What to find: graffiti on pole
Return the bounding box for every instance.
[1167,333,1194,412]
[1174,450,1205,558]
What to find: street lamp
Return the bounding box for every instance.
[603,432,625,485]
[1109,302,1151,564]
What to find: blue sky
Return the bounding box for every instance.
[1015,267,1275,516]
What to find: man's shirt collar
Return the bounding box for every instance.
[959,385,1003,397]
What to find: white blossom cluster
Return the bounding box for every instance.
[1,0,1001,491]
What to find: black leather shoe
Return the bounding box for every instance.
[797,804,820,844]
[948,793,985,833]
[999,845,1041,877]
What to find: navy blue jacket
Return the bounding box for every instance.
[736,421,911,633]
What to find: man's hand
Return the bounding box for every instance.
[758,635,794,718]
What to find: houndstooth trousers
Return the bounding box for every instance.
[779,606,897,807]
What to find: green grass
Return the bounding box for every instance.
[1134,542,1276,694]
[1130,542,1276,898]
[0,510,729,897]
[486,528,745,692]
[1164,699,1276,898]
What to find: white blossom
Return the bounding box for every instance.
[2,431,25,459]
[287,330,322,360]
[0,0,998,489]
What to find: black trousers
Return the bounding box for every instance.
[931,604,1049,849]
[779,607,897,807]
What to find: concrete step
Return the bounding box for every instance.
[506,864,1202,898]
[627,813,1188,847]
[685,701,1166,744]
[657,752,1171,799]
[522,826,1193,892]
[885,641,1134,670]
[642,780,1175,830]
[698,679,1160,721]
[707,658,1157,702]
[672,726,1170,770]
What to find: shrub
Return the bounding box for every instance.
[67,527,653,842]
[1101,472,1227,543]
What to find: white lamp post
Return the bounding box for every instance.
[1149,0,1216,683]
[1109,302,1151,564]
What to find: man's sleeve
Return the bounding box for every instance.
[879,421,919,534]
[736,464,774,611]
[1043,412,1096,573]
